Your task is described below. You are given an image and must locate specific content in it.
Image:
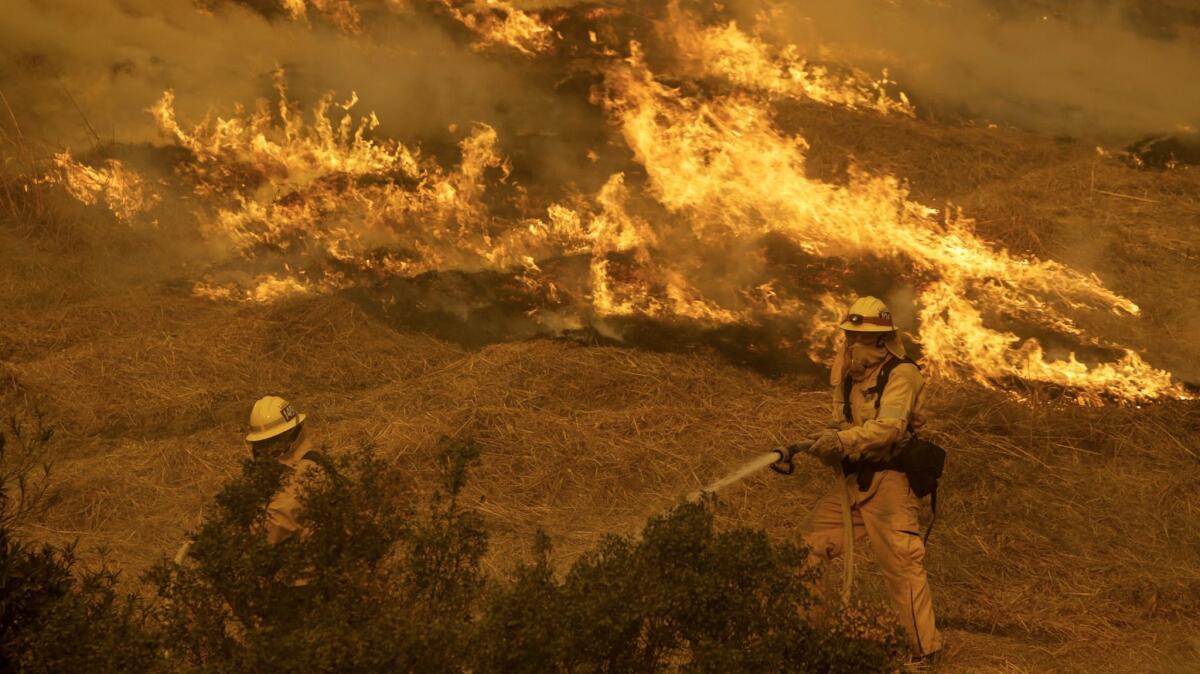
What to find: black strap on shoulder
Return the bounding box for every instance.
[868,355,918,412]
[841,374,854,423]
[843,355,919,422]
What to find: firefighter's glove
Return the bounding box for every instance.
[823,419,852,432]
[807,430,844,466]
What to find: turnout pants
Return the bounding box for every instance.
[802,469,943,655]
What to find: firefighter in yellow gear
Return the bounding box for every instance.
[801,296,943,660]
[245,395,321,545]
[173,396,321,564]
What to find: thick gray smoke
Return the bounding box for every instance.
[740,0,1200,140]
[0,0,598,181]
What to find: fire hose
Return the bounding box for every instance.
[686,440,856,602]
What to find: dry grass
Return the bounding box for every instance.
[927,388,1199,669]
[2,96,1198,672]
[0,93,91,251]
[2,281,1196,672]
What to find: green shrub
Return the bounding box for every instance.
[0,533,161,673]
[476,496,903,673]
[0,421,159,673]
[153,444,395,672]
[2,424,900,673]
[0,413,54,531]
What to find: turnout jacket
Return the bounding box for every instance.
[830,355,927,464]
[265,437,322,545]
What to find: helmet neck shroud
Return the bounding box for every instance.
[250,423,303,461]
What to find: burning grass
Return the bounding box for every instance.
[772,97,1200,391]
[2,132,1197,673]
[16,1,1190,405]
[2,4,1198,667]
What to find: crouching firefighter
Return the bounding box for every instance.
[774,296,945,662]
[173,395,332,565]
[244,395,331,545]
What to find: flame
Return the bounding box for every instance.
[442,0,556,56]
[39,3,1189,403]
[151,74,608,298]
[663,3,913,116]
[151,75,463,269]
[918,283,1181,404]
[280,0,363,34]
[41,151,159,223]
[150,81,418,179]
[192,273,323,303]
[806,292,849,366]
[280,0,306,19]
[600,44,1185,402]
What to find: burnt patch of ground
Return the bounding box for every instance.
[1124,133,1200,169]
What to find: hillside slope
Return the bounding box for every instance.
[2,275,1197,673]
[2,58,1199,673]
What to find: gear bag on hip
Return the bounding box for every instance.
[894,436,945,499]
[843,356,947,541]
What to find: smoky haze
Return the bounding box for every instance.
[0,0,602,185]
[738,0,1200,140]
[7,0,1198,156]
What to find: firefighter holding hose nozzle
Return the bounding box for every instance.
[774,296,944,665]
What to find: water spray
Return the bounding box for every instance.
[685,441,813,502]
[685,439,855,602]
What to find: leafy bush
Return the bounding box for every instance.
[150,439,492,673]
[152,444,394,671]
[476,497,903,673]
[0,419,160,673]
[0,412,54,530]
[0,532,161,673]
[3,426,901,673]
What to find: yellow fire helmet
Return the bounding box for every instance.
[245,395,306,443]
[838,295,906,360]
[839,296,896,333]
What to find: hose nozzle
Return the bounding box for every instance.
[769,446,795,475]
[769,441,811,476]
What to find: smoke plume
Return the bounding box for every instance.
[740,0,1200,139]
